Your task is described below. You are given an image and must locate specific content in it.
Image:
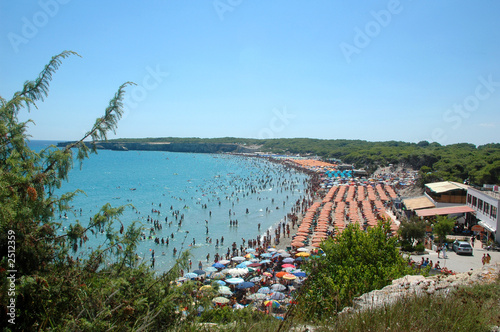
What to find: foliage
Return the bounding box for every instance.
[0,51,196,331]
[198,306,272,324]
[433,215,456,244]
[398,217,427,248]
[414,243,425,253]
[291,221,414,322]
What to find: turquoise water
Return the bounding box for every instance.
[29,141,308,273]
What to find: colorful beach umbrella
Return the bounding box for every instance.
[264,300,280,308]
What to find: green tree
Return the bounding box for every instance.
[292,221,414,322]
[433,215,455,244]
[399,217,427,248]
[0,51,194,330]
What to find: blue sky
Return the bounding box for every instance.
[1,1,499,145]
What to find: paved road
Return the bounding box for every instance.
[410,240,500,273]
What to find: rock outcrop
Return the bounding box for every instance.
[341,264,499,314]
[57,141,261,154]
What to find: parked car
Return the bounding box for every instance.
[452,240,473,255]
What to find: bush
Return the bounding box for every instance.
[414,243,425,253]
[400,240,414,252]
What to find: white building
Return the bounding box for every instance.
[466,187,500,243]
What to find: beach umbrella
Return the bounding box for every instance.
[245,253,256,259]
[193,269,206,275]
[216,280,226,286]
[250,276,262,283]
[212,262,225,269]
[236,282,255,290]
[248,263,262,268]
[261,253,273,258]
[283,258,295,263]
[184,273,198,279]
[276,271,286,278]
[295,257,303,262]
[282,273,297,280]
[211,272,225,279]
[260,259,271,264]
[281,264,296,269]
[257,287,272,294]
[297,248,310,252]
[218,286,233,296]
[227,268,249,277]
[271,284,286,291]
[262,272,273,277]
[236,262,250,268]
[270,292,286,300]
[176,277,187,283]
[205,267,217,272]
[264,300,280,308]
[295,252,310,257]
[245,248,256,253]
[279,252,291,258]
[267,248,277,252]
[225,277,245,284]
[212,297,230,304]
[247,293,267,301]
[232,256,245,262]
[277,249,288,254]
[199,285,212,291]
[293,271,307,278]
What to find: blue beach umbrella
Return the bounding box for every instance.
[293,271,307,278]
[261,253,273,258]
[216,280,226,286]
[236,282,255,290]
[225,277,245,284]
[260,259,272,264]
[257,287,272,294]
[185,273,198,279]
[205,267,217,272]
[212,262,225,269]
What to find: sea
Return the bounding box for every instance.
[29,140,309,273]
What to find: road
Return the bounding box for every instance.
[411,239,500,273]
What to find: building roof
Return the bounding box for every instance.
[403,196,435,211]
[425,181,469,194]
[416,205,475,217]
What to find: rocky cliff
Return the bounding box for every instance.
[57,141,261,154]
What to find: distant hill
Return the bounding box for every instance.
[86,137,500,186]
